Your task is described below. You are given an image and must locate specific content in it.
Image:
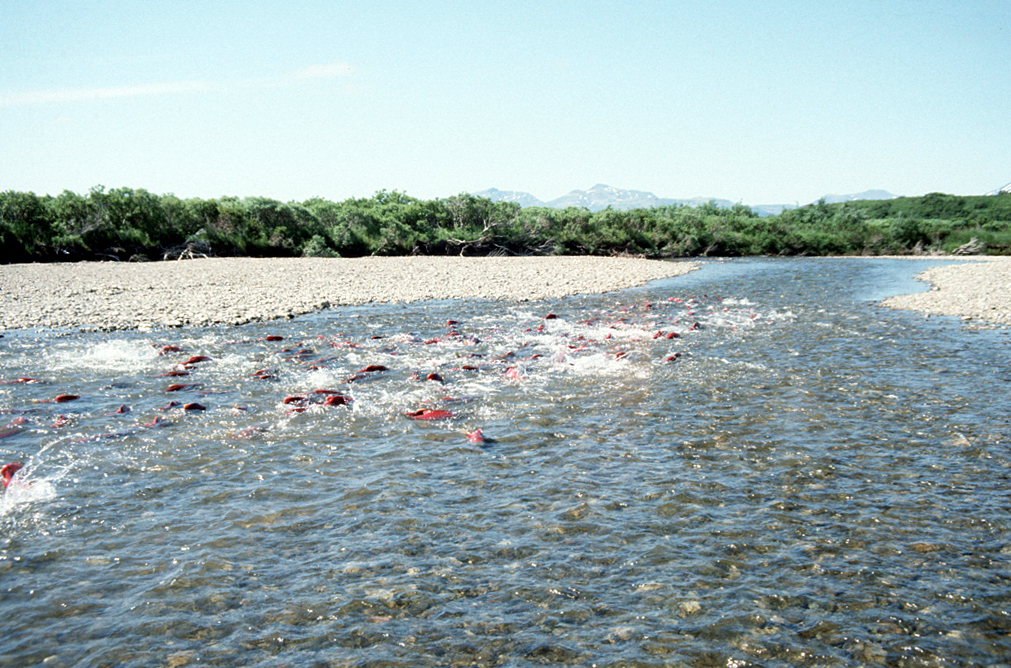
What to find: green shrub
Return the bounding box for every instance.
[302,234,339,258]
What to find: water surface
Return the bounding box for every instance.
[2,258,1009,667]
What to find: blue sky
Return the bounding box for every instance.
[2,0,1008,206]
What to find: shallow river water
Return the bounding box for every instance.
[2,258,1010,668]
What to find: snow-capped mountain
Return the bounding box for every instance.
[470,188,546,208]
[472,184,735,213]
[472,184,903,215]
[985,181,1011,196]
[819,189,898,204]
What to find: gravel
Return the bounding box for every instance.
[0,256,698,331]
[4,255,1007,332]
[881,256,1011,328]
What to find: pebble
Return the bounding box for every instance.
[881,256,1011,328]
[0,256,698,331]
[5,255,1006,331]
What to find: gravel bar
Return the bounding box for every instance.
[0,256,698,331]
[881,256,1011,328]
[4,255,1007,332]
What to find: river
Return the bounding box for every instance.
[2,257,1009,667]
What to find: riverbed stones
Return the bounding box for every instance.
[0,256,698,331]
[880,256,1011,328]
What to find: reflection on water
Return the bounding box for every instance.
[2,258,1009,667]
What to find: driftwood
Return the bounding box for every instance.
[952,237,986,255]
[162,239,213,261]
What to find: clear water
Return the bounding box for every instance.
[2,258,1009,668]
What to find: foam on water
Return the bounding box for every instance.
[43,338,160,374]
[1,476,57,516]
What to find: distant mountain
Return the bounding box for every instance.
[471,187,546,208]
[472,184,899,216]
[473,184,735,213]
[753,190,897,216]
[546,184,673,211]
[818,189,898,204]
[985,181,1011,196]
[750,204,790,217]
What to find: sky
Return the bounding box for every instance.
[2,0,1008,206]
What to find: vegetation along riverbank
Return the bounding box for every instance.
[2,187,1010,263]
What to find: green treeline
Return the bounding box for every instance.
[2,186,1010,263]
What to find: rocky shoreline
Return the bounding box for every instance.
[0,256,698,331]
[880,256,1011,328]
[2,255,1008,332]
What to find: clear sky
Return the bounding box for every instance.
[2,0,1008,206]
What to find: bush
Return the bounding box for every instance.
[6,185,1011,261]
[302,234,339,258]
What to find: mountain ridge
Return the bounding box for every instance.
[985,181,1011,196]
[472,184,739,213]
[471,184,902,216]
